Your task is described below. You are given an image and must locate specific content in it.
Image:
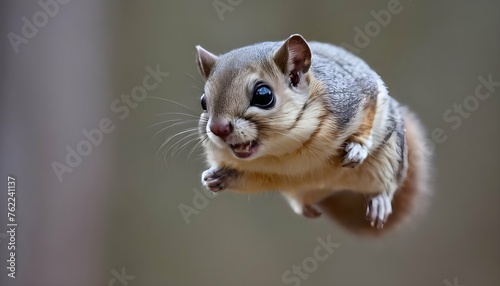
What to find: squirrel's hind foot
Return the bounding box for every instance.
[366,193,393,229]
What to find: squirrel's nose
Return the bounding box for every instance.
[210,119,232,138]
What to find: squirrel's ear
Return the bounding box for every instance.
[274,34,312,86]
[196,45,218,81]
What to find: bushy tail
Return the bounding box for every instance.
[317,108,432,236]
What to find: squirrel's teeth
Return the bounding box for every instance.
[232,142,252,153]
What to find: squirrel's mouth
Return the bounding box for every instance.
[230,140,258,159]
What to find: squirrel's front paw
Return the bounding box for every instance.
[342,142,369,167]
[201,167,236,192]
[366,193,393,229]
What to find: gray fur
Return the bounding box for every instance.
[205,42,280,117]
[206,40,381,128]
[197,36,429,233]
[308,42,380,128]
[394,104,408,185]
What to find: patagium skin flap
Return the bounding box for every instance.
[195,34,431,235]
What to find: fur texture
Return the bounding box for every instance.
[196,34,431,235]
[318,108,431,236]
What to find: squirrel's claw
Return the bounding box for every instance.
[302,204,322,218]
[366,193,393,229]
[202,167,235,192]
[342,142,369,167]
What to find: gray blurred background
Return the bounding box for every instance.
[1,0,499,285]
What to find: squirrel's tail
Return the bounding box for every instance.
[318,108,432,236]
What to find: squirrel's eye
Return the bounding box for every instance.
[251,84,275,109]
[201,94,207,112]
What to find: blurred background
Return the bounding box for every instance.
[1,0,499,285]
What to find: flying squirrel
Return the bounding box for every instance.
[195,34,431,236]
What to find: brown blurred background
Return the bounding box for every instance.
[1,0,499,285]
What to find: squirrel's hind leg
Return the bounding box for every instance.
[283,193,323,219]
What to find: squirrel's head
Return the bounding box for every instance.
[196,34,324,161]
